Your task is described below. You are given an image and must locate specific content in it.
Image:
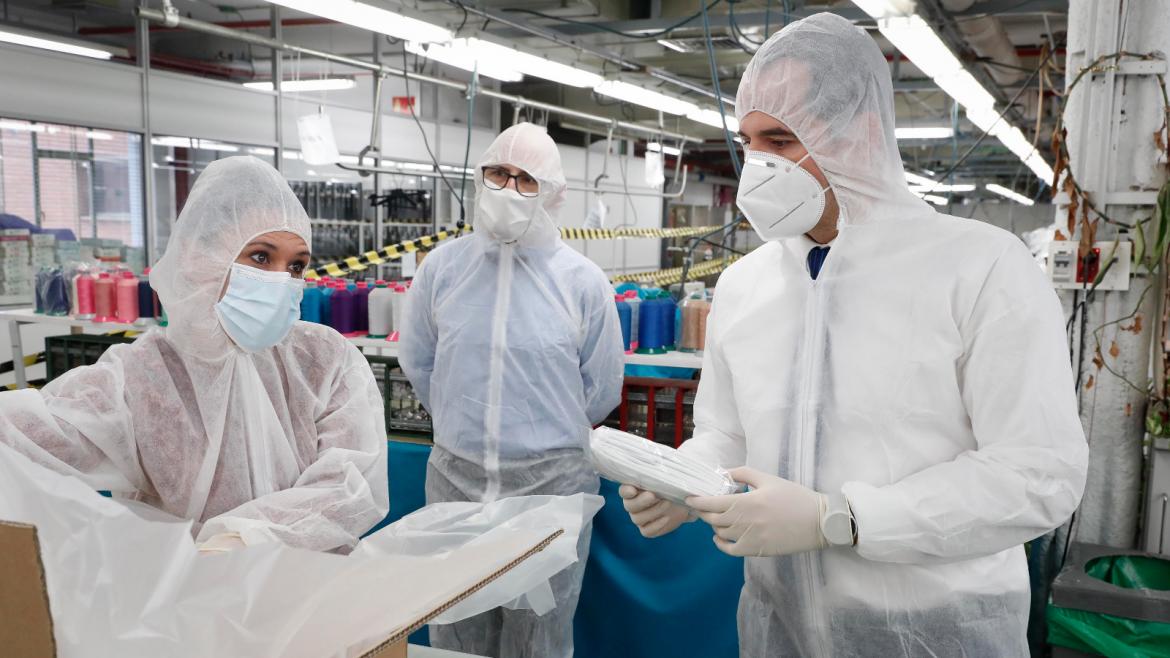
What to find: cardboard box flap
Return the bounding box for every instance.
[360,528,564,658]
[0,521,56,658]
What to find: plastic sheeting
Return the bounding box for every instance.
[356,494,604,622]
[0,441,600,658]
[381,440,744,658]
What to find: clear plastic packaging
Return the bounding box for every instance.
[588,426,740,505]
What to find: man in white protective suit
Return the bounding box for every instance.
[399,122,625,658]
[618,12,1088,657]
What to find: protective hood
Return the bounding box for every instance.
[735,12,931,226]
[151,156,312,359]
[472,122,567,249]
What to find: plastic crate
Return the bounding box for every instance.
[44,333,135,382]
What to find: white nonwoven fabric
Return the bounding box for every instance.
[0,156,387,553]
[680,12,1089,657]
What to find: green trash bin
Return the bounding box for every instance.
[1048,544,1170,657]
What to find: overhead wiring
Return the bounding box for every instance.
[929,46,1054,188]
[700,0,742,177]
[501,1,725,41]
[398,47,467,225]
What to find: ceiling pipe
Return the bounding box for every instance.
[938,0,1027,85]
[79,17,332,36]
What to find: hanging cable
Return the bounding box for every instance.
[929,46,1054,187]
[399,47,465,224]
[458,68,477,229]
[701,0,742,177]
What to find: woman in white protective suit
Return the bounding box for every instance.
[619,13,1088,658]
[0,156,388,554]
[398,123,624,658]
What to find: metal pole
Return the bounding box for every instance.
[273,6,283,171]
[134,8,697,144]
[138,0,157,265]
[372,33,383,279]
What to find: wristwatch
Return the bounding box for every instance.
[820,493,857,547]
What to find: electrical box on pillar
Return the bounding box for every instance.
[1048,240,1132,291]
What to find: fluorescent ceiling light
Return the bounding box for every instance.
[595,80,698,116]
[895,126,953,140]
[85,131,113,141]
[852,0,916,18]
[0,120,45,133]
[910,183,975,193]
[686,107,739,133]
[904,172,973,192]
[657,39,690,53]
[0,26,125,60]
[248,146,276,156]
[986,183,1035,206]
[404,41,523,83]
[858,7,1054,184]
[151,137,240,152]
[910,188,949,206]
[263,0,450,43]
[243,78,356,92]
[447,38,603,88]
[646,142,682,157]
[381,160,437,172]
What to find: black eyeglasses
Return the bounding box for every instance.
[482,166,540,197]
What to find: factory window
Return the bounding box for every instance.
[0,118,144,248]
[151,136,276,257]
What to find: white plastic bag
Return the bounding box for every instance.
[643,148,665,189]
[297,111,341,165]
[588,426,740,505]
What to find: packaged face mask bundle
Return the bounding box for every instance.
[588,426,741,505]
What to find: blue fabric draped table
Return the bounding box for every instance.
[377,439,742,658]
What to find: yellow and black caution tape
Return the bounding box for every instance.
[306,225,726,279]
[610,256,741,287]
[559,225,723,241]
[305,227,470,280]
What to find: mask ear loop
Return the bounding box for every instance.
[792,151,832,195]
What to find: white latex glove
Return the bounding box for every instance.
[687,467,827,558]
[196,532,247,555]
[619,484,695,538]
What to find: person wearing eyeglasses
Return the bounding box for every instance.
[398,122,625,658]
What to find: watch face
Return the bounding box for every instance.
[823,512,853,546]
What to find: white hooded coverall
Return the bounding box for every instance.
[399,123,625,658]
[0,156,388,553]
[679,13,1089,657]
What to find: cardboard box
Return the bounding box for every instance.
[0,519,562,658]
[0,522,55,658]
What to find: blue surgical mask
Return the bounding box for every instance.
[215,263,304,352]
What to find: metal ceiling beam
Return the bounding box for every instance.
[487,0,1067,38]
[457,4,734,105]
[134,7,701,144]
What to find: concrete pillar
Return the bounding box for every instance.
[1063,0,1170,548]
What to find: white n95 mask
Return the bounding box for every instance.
[476,186,541,243]
[215,263,304,352]
[736,150,830,241]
